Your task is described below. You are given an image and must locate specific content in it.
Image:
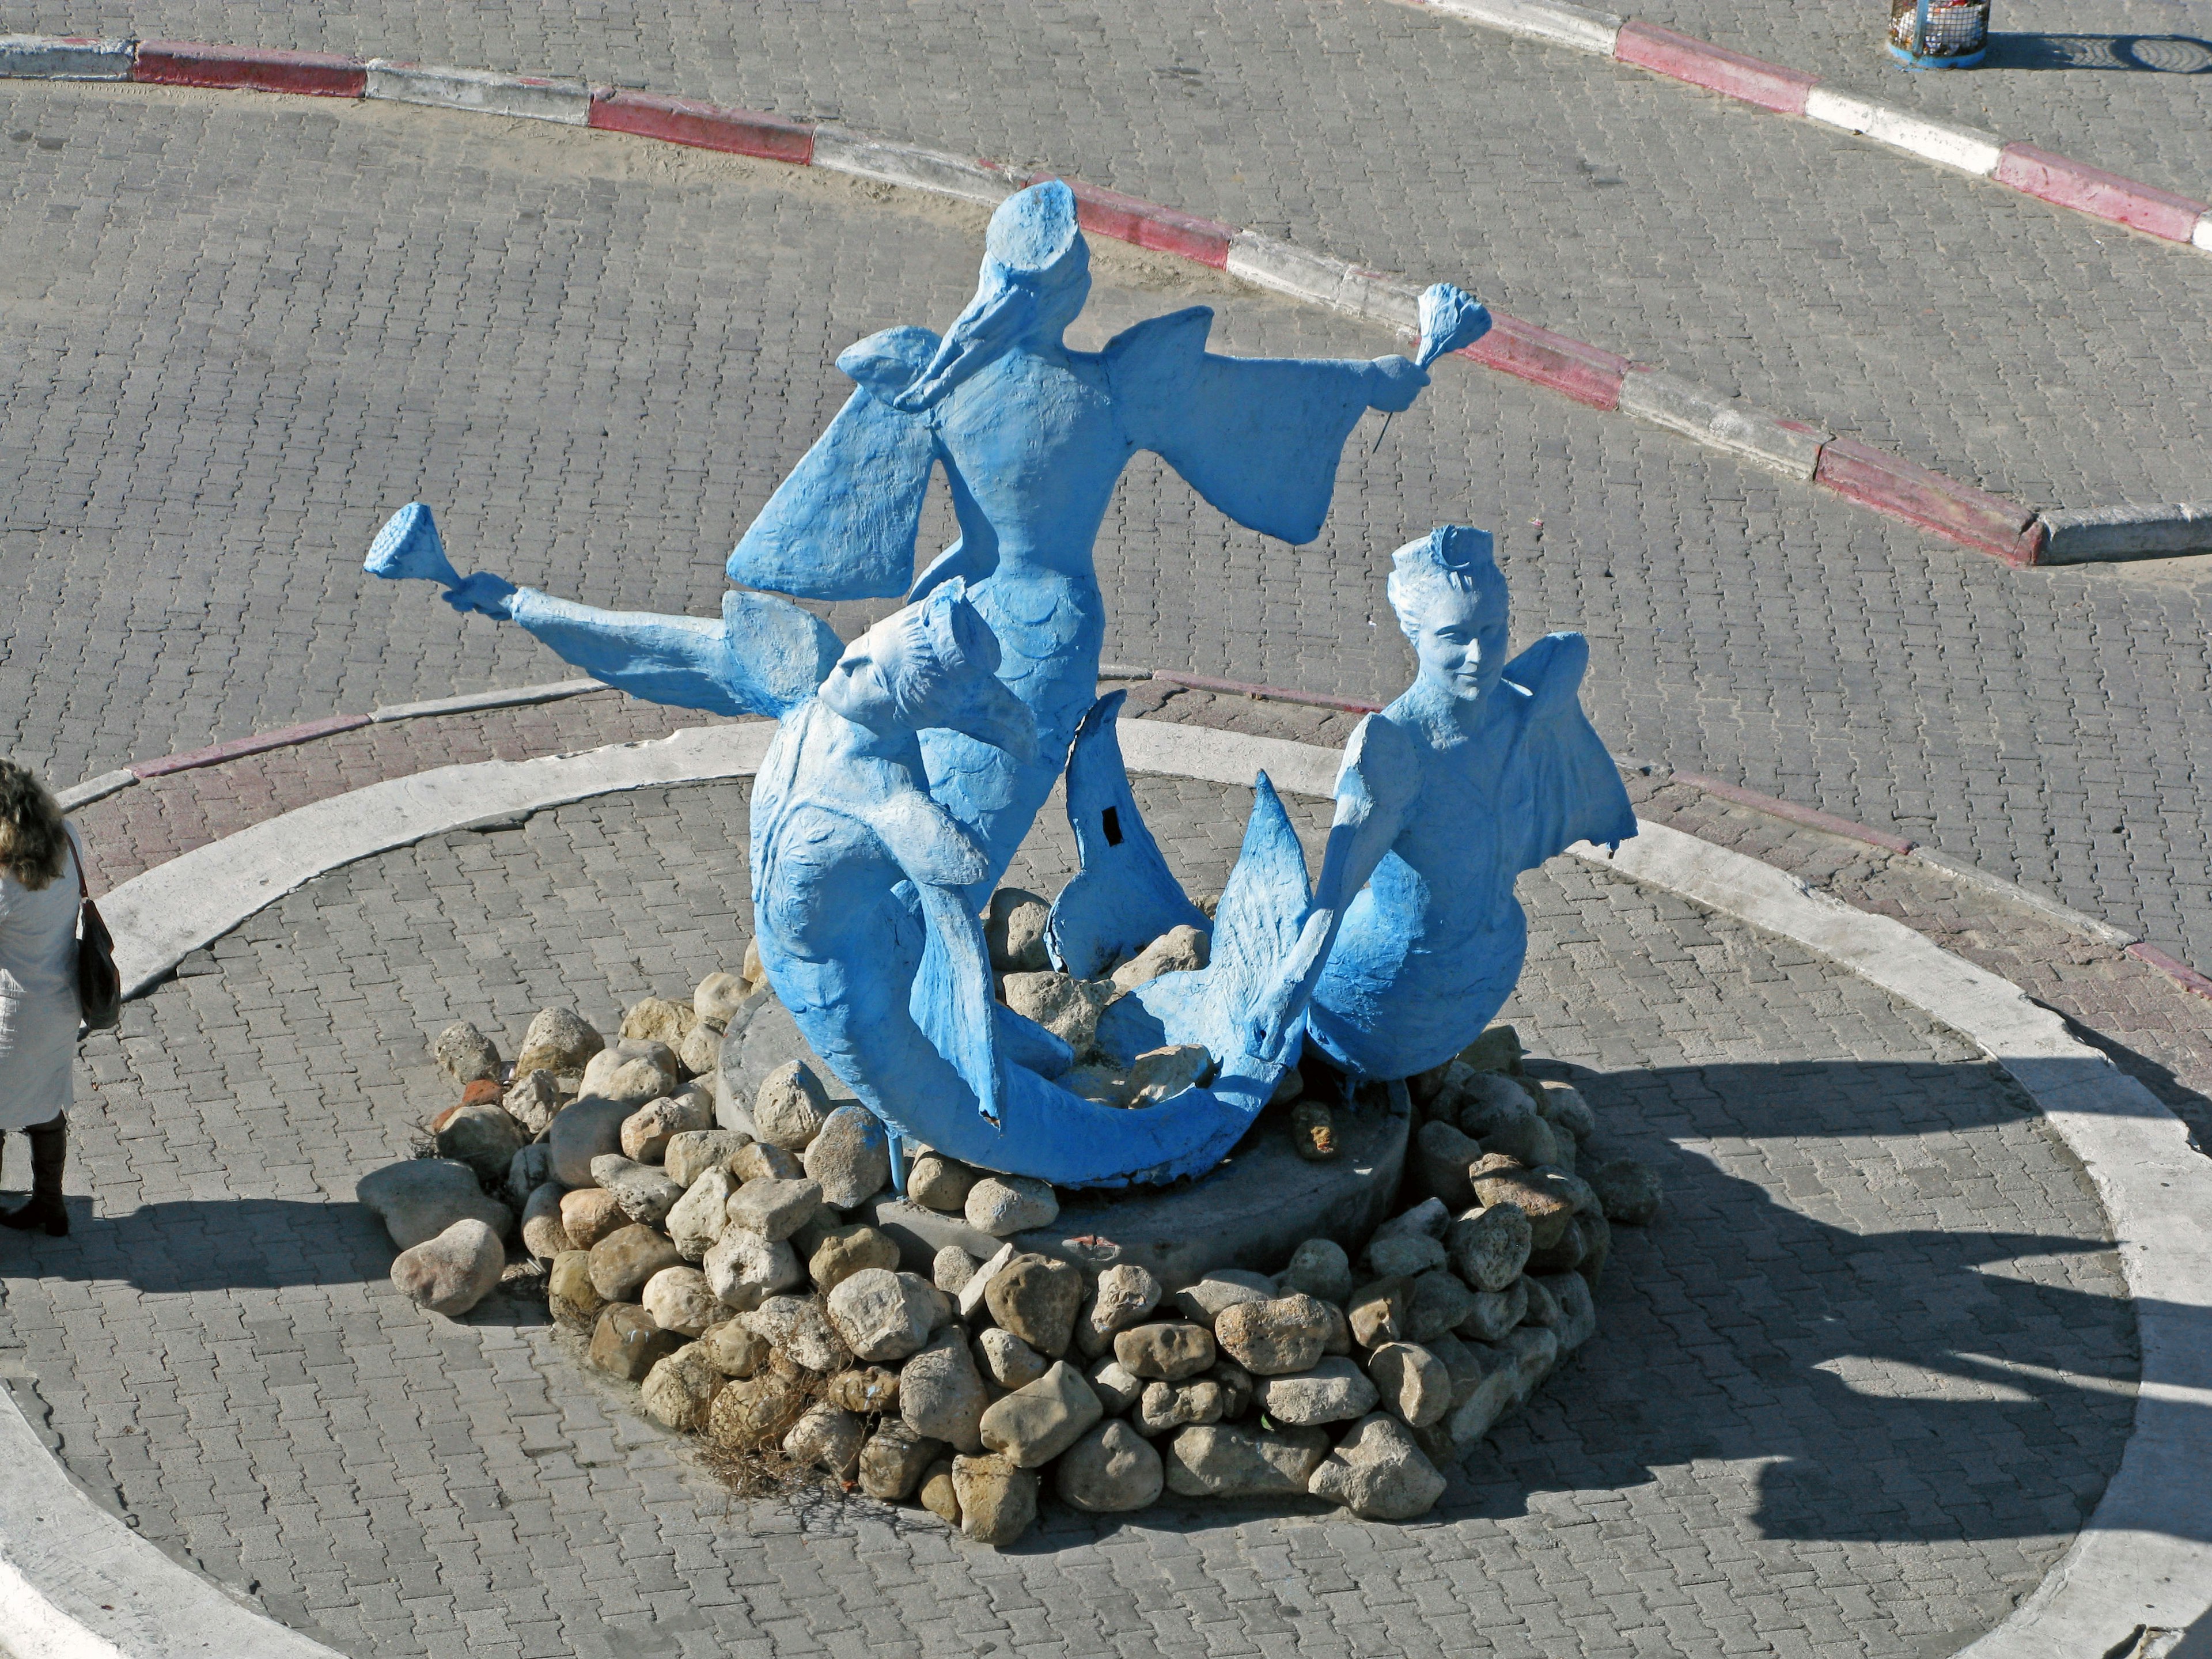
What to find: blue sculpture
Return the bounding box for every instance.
[1247,527,1637,1081]
[354,184,1540,1190]
[388,527,1303,1187]
[728,178,1460,905]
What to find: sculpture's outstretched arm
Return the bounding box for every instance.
[448,579,842,720]
[1104,309,1431,546]
[1245,715,1419,1054]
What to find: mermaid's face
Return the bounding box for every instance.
[1402,579,1508,703]
[817,616,910,730]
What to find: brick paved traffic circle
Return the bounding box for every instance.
[0,776,2135,1658]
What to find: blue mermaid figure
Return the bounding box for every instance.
[407,522,1301,1187]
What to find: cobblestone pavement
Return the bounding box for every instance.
[1624,0,2212,206]
[4,0,2207,520]
[7,84,2212,970]
[0,777,2137,1658]
[67,692,734,892]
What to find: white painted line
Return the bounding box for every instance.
[362,60,592,123]
[2040,502,2212,564]
[14,718,2206,1657]
[1224,232,1420,329]
[54,770,138,813]
[368,677,608,722]
[1571,819,2212,1659]
[0,1380,339,1658]
[0,34,134,79]
[101,721,775,997]
[1616,369,1826,480]
[809,127,1022,207]
[1115,716,1343,800]
[1802,87,2005,177]
[1425,0,1622,55]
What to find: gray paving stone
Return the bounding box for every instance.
[5,81,2212,969]
[0,776,2135,1657]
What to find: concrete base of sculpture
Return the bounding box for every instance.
[863,1082,1412,1289]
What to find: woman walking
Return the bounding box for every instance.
[0,762,83,1236]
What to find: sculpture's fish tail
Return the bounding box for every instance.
[1196,771,1313,1043]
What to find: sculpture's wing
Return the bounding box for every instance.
[726,327,942,601]
[1106,308,1378,546]
[1497,632,1638,864]
[718,590,844,718]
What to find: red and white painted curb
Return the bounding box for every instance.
[1419,0,2212,256]
[4,31,2206,566]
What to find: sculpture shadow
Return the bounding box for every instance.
[0,1192,531,1317]
[1434,1055,2168,1547]
[1982,31,2212,71]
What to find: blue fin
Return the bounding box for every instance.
[1046,691,1210,978]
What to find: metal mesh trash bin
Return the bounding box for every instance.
[1889,0,1989,67]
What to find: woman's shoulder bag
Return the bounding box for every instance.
[74,843,121,1031]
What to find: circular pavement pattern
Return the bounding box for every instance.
[0,775,2135,1659]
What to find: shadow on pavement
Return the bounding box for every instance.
[1437,1057,2159,1548]
[0,1056,2177,1557]
[1984,32,2212,71]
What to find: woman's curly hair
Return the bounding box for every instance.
[0,761,69,892]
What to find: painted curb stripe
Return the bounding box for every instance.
[0,33,131,78]
[1813,436,2046,565]
[1418,0,2212,253]
[1668,768,1915,854]
[1801,86,2002,177]
[1150,669,1383,715]
[11,718,2203,1657]
[363,60,591,123]
[127,713,373,779]
[1613,19,1816,115]
[1055,176,1234,268]
[131,40,366,97]
[1461,312,1630,410]
[1616,368,1827,481]
[1994,143,2210,244]
[2040,502,2212,564]
[2126,944,2212,1003]
[22,30,2212,565]
[586,89,813,163]
[366,676,608,722]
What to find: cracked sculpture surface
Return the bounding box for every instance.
[360,180,1639,1190]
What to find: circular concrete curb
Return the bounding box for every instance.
[4,716,2206,1657]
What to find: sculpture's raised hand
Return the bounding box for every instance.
[1365,355,1430,412]
[442,572,520,620]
